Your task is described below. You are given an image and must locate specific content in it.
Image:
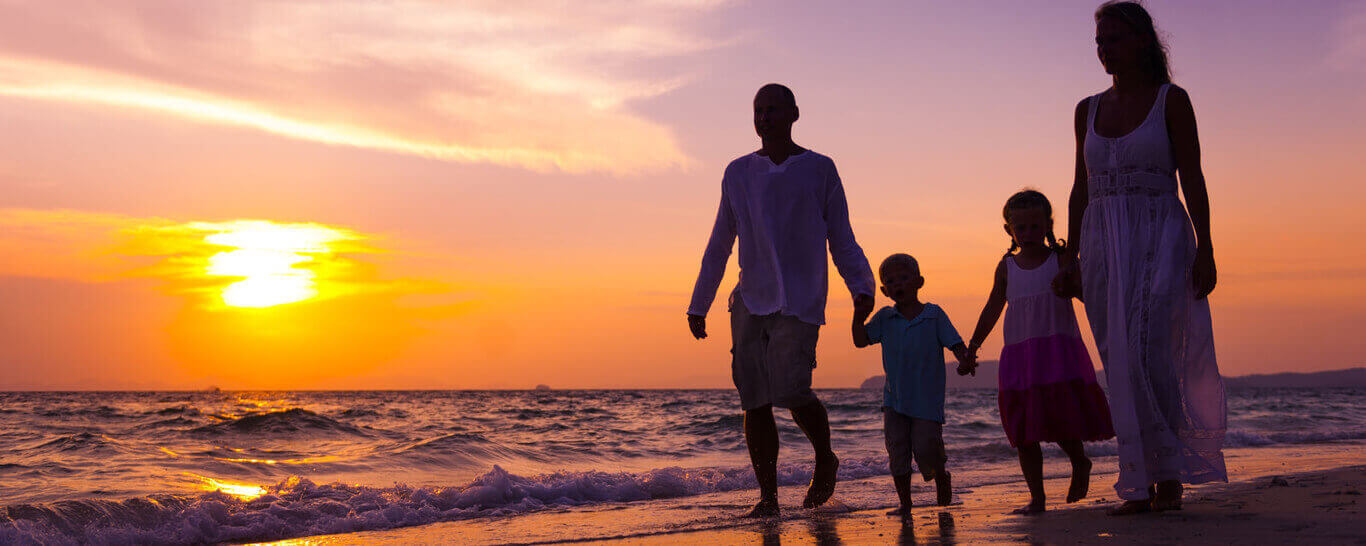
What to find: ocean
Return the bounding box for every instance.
[1,388,1363,544]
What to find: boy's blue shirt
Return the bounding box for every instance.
[865,303,963,423]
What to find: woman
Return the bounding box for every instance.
[1054,1,1227,515]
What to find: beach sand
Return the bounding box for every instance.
[257,443,1365,545]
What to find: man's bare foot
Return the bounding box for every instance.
[1011,500,1045,514]
[1153,480,1183,511]
[1066,458,1092,503]
[1106,499,1151,516]
[743,497,780,518]
[935,470,952,506]
[886,504,912,516]
[803,453,839,508]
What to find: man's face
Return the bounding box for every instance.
[753,87,797,140]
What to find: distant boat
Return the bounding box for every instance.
[204,385,221,393]
[534,384,552,391]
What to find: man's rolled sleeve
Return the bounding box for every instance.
[823,163,875,299]
[687,186,737,317]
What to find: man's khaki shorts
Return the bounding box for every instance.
[729,298,820,411]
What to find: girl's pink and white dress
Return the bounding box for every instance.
[998,253,1115,447]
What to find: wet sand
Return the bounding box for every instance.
[605,466,1365,545]
[257,443,1365,545]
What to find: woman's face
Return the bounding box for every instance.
[1096,16,1144,75]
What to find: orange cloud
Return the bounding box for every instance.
[0,208,438,309]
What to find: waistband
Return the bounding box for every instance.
[1087,167,1176,200]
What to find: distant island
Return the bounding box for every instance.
[861,365,1365,390]
[1223,367,1366,389]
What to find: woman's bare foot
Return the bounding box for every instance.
[1152,480,1183,511]
[886,504,912,516]
[1066,458,1092,503]
[1106,499,1151,516]
[743,497,780,518]
[803,453,839,508]
[1011,500,1046,514]
[935,470,953,506]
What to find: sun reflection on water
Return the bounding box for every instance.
[189,473,266,500]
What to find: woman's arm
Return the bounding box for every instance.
[1054,98,1090,298]
[967,259,1009,358]
[1167,86,1217,299]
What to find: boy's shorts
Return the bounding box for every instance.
[729,298,821,411]
[883,408,946,480]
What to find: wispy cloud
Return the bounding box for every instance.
[1327,2,1366,72]
[0,1,735,173]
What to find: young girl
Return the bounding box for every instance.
[967,190,1115,514]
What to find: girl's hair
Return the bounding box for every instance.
[1095,1,1172,84]
[1003,189,1066,256]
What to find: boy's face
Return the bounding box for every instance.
[1005,207,1051,247]
[879,263,923,304]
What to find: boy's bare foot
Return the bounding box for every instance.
[1066,458,1092,503]
[935,470,952,506]
[1152,480,1183,511]
[886,504,912,516]
[803,453,839,508]
[1011,500,1046,514]
[1106,499,1151,516]
[743,497,780,518]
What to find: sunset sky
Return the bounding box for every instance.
[2,0,1363,390]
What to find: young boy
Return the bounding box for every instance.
[853,253,977,516]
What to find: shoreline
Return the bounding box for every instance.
[600,461,1365,545]
[256,442,1365,545]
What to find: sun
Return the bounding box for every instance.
[196,220,355,308]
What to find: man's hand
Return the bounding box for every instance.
[687,314,707,340]
[853,293,874,320]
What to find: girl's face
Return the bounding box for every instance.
[1005,207,1051,247]
[1096,16,1144,75]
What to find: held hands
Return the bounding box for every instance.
[1051,255,1083,300]
[954,345,979,377]
[956,356,978,377]
[853,293,874,321]
[1193,247,1217,299]
[687,314,707,340]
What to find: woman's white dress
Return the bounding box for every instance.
[1080,84,1228,501]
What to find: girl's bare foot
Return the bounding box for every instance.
[1011,500,1046,514]
[886,504,912,516]
[1106,499,1151,516]
[1152,480,1183,511]
[1066,458,1092,503]
[743,497,780,518]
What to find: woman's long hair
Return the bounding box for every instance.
[1095,1,1172,84]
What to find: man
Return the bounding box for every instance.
[687,83,876,517]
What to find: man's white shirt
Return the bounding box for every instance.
[688,150,875,326]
